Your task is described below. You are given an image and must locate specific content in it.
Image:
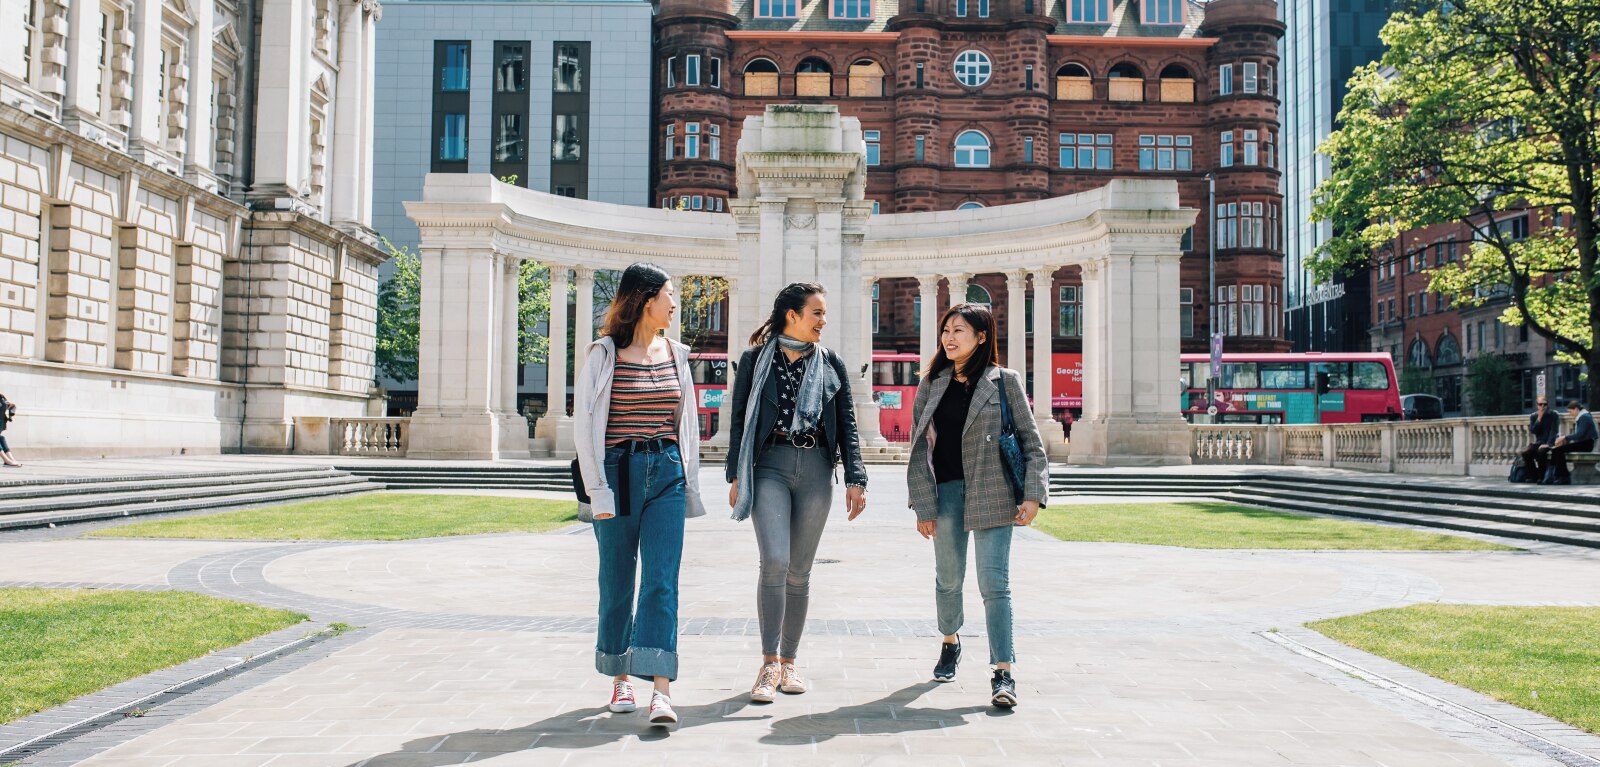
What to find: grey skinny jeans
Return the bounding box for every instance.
[751,443,835,659]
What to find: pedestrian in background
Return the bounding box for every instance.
[572,263,706,726]
[1542,401,1597,485]
[725,282,868,703]
[906,303,1049,709]
[1518,397,1560,482]
[0,394,19,467]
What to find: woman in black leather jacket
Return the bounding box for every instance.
[724,282,868,703]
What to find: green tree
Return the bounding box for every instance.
[372,239,552,384]
[1310,0,1600,408]
[1465,353,1523,416]
[1399,365,1433,396]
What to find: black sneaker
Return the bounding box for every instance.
[990,669,1017,709]
[932,639,961,682]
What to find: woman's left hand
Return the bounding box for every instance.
[1015,500,1040,526]
[845,486,867,520]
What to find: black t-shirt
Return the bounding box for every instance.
[932,379,973,483]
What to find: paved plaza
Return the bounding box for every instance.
[3,463,1600,766]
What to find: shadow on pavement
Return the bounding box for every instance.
[342,694,766,766]
[760,680,1005,744]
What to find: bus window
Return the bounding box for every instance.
[1188,361,1210,386]
[1259,362,1307,390]
[1220,362,1259,389]
[1350,361,1391,390]
[689,359,727,385]
[874,360,920,387]
[1311,362,1350,390]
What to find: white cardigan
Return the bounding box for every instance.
[572,336,707,522]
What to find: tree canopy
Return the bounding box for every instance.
[1310,0,1600,406]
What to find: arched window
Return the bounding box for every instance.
[796,57,833,97]
[1408,338,1432,369]
[966,284,992,307]
[953,130,990,168]
[848,59,885,97]
[743,58,779,96]
[1159,63,1194,102]
[1055,62,1092,100]
[1435,333,1462,366]
[1108,62,1144,102]
[957,201,985,210]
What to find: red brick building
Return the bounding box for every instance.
[655,0,1287,393]
[1371,210,1586,415]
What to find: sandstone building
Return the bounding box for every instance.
[0,0,386,457]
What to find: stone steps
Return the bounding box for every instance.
[1046,470,1600,548]
[0,468,382,531]
[336,465,572,492]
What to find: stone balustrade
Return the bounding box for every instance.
[1190,415,1578,476]
[294,416,410,456]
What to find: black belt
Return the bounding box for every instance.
[766,431,819,449]
[614,438,676,515]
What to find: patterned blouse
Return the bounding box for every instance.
[605,360,681,447]
[771,350,811,435]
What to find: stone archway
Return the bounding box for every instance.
[405,105,1196,466]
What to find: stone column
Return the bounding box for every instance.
[1005,270,1028,372]
[329,0,366,228]
[407,247,507,459]
[1031,266,1066,456]
[1068,247,1190,466]
[127,0,166,159]
[917,274,940,363]
[574,266,595,377]
[709,276,740,448]
[183,0,215,187]
[665,274,683,342]
[497,255,529,456]
[249,0,307,201]
[535,266,573,456]
[855,275,885,446]
[945,272,969,310]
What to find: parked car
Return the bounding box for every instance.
[1401,393,1444,421]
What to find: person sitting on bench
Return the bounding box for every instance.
[1542,401,1597,485]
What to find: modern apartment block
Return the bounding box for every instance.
[1280,0,1391,351]
[0,0,387,457]
[655,0,1288,372]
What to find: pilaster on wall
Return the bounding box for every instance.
[172,208,228,379]
[328,244,380,394]
[115,187,180,373]
[46,162,118,368]
[0,135,49,360]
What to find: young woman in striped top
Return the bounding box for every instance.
[573,263,707,727]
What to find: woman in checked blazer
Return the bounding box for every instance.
[906,302,1050,709]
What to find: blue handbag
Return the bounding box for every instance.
[994,374,1027,505]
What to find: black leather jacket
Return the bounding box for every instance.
[724,345,868,488]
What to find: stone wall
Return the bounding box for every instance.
[0,134,46,360]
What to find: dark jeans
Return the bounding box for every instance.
[594,442,687,681]
[1547,439,1596,481]
[1520,442,1552,479]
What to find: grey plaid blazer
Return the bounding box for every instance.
[907,366,1051,531]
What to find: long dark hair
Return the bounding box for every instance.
[601,263,671,349]
[748,282,825,346]
[924,302,999,384]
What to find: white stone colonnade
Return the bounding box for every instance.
[405,106,1196,466]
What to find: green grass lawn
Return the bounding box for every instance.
[1034,502,1514,550]
[1311,605,1600,734]
[0,589,304,723]
[90,494,580,541]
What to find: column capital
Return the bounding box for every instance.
[942,272,971,283]
[862,274,878,287]
[574,265,595,284]
[1029,265,1056,282]
[916,274,941,292]
[1005,269,1029,288]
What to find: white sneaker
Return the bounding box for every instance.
[778,662,808,694]
[750,662,780,703]
[648,691,678,725]
[608,680,637,713]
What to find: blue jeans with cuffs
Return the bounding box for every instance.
[593,442,686,681]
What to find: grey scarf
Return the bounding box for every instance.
[730,336,840,521]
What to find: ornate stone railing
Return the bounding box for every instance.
[1191,415,1577,477]
[331,418,409,456]
[292,416,410,456]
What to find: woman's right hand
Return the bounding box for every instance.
[593,512,615,521]
[917,520,937,539]
[728,480,739,508]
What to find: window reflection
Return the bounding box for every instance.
[553,114,581,161]
[555,44,583,92]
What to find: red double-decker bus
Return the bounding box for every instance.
[687,351,923,441]
[1179,352,1402,424]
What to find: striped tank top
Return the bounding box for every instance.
[605,359,682,447]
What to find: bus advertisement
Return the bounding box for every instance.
[1179,352,1401,424]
